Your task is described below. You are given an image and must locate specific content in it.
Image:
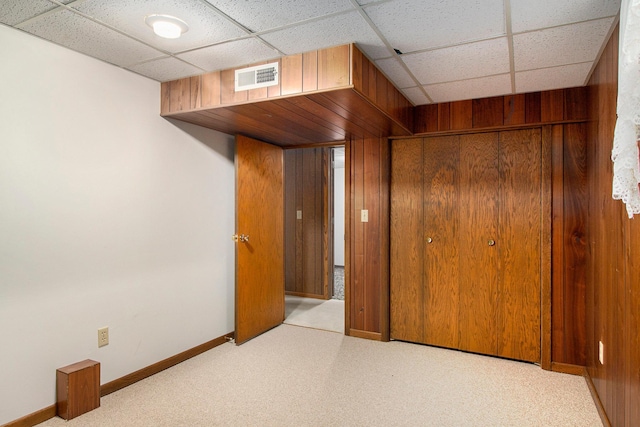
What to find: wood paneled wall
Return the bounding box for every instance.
[587,25,639,427]
[351,47,413,132]
[414,89,587,134]
[347,136,390,340]
[284,148,332,299]
[161,45,413,146]
[395,88,589,368]
[161,45,351,114]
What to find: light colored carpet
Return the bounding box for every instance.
[36,324,602,427]
[284,295,344,333]
[333,266,344,300]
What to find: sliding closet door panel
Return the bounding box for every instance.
[497,129,542,362]
[423,136,460,348]
[458,132,499,355]
[390,138,424,342]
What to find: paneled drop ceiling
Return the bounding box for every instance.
[1,0,620,105]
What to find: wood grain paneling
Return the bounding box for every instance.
[348,136,389,338]
[458,132,499,356]
[284,150,298,294]
[221,69,247,105]
[391,130,546,363]
[162,44,412,146]
[413,88,587,134]
[450,100,473,130]
[586,24,640,427]
[337,44,412,132]
[390,138,424,343]
[525,92,542,123]
[281,54,303,96]
[318,44,350,90]
[552,123,588,365]
[541,90,564,122]
[201,71,221,108]
[302,50,318,93]
[503,94,525,125]
[497,128,542,363]
[473,96,504,128]
[422,136,460,349]
[160,81,170,115]
[165,86,411,146]
[284,148,332,298]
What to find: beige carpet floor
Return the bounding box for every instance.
[284,295,344,333]
[37,324,602,427]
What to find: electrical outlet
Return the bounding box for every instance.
[361,209,368,222]
[598,340,604,364]
[98,327,109,348]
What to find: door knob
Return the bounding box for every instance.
[488,239,496,246]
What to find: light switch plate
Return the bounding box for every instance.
[361,209,368,222]
[296,210,302,220]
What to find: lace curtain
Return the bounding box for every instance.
[612,0,640,218]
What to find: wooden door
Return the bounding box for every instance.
[458,132,500,355]
[390,138,424,343]
[390,129,544,363]
[235,135,284,345]
[422,136,460,349]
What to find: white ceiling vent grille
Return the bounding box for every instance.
[235,62,279,92]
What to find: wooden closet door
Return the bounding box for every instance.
[497,129,542,362]
[458,132,500,356]
[390,139,424,343]
[422,136,460,348]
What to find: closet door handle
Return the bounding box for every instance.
[426,237,433,243]
[488,239,496,246]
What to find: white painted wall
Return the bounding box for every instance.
[334,160,345,266]
[0,25,235,425]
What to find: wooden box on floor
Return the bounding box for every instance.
[56,359,100,420]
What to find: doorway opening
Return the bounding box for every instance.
[283,146,346,333]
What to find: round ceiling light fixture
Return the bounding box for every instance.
[145,14,189,39]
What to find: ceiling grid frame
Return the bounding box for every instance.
[0,0,621,105]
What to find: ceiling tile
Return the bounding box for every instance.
[363,0,505,53]
[375,58,416,88]
[177,38,278,72]
[424,74,512,103]
[260,11,388,59]
[515,62,593,93]
[127,57,204,82]
[402,38,510,86]
[511,0,620,33]
[401,87,430,106]
[208,0,354,33]
[513,18,615,71]
[0,0,73,26]
[18,9,165,67]
[72,0,247,54]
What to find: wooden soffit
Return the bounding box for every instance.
[160,44,413,147]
